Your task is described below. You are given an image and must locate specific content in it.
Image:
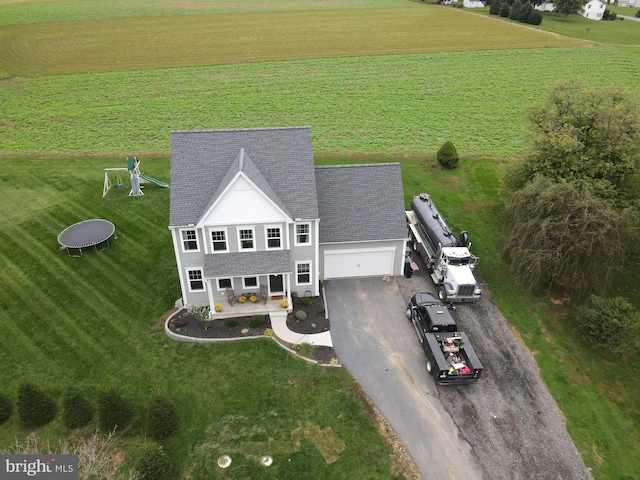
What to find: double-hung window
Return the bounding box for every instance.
[210,229,228,253]
[180,229,199,252]
[238,228,255,251]
[295,223,311,246]
[217,278,232,290]
[296,261,311,286]
[187,268,205,292]
[266,226,282,250]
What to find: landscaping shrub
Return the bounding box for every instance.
[294,343,315,358]
[602,9,616,20]
[0,392,13,425]
[62,386,94,429]
[302,296,313,307]
[136,441,174,480]
[295,310,308,322]
[527,11,542,24]
[186,305,210,321]
[489,0,501,14]
[519,0,532,22]
[500,3,511,17]
[17,381,57,429]
[225,318,238,328]
[510,0,522,19]
[98,388,134,433]
[249,315,264,328]
[437,140,459,169]
[147,395,179,441]
[576,295,640,355]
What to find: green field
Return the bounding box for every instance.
[1,0,640,478]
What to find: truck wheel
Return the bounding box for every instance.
[406,308,412,320]
[426,360,432,373]
[438,286,447,302]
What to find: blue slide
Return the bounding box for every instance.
[140,173,169,188]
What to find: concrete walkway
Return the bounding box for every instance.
[269,311,333,347]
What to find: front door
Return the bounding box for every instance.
[269,274,284,295]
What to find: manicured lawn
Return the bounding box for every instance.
[0,156,404,478]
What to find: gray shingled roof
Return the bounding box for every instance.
[315,163,407,243]
[170,127,319,226]
[204,250,292,277]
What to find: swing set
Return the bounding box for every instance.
[102,157,168,197]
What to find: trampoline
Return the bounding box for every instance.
[58,219,116,257]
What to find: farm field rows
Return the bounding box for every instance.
[1,48,639,157]
[0,0,415,26]
[0,7,588,76]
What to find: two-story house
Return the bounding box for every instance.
[169,126,407,315]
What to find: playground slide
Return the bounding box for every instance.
[139,173,169,188]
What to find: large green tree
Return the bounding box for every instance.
[505,77,640,208]
[501,176,637,298]
[554,0,586,18]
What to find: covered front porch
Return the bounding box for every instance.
[204,250,295,317]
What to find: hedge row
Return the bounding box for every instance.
[0,383,179,441]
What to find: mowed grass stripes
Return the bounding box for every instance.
[0,156,403,478]
[0,7,588,75]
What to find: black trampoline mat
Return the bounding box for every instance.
[58,219,115,249]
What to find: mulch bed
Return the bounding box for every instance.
[286,293,330,335]
[167,312,270,339]
[166,298,338,365]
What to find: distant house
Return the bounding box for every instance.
[169,127,407,314]
[463,0,485,7]
[581,0,606,19]
[618,0,640,7]
[534,1,556,12]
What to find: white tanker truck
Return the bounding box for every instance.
[406,193,481,303]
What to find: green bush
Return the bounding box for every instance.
[295,310,308,322]
[500,3,511,17]
[62,386,95,429]
[295,343,315,358]
[17,381,57,429]
[509,0,522,19]
[147,395,179,441]
[225,318,238,328]
[519,0,532,22]
[0,392,13,425]
[302,296,313,307]
[136,441,174,480]
[249,315,265,328]
[527,11,543,24]
[98,388,134,433]
[436,140,460,169]
[489,0,501,14]
[576,295,640,355]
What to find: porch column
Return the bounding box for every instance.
[206,278,216,316]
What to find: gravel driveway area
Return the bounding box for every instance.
[328,256,593,479]
[395,260,593,480]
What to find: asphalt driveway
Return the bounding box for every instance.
[326,277,483,480]
[326,275,592,480]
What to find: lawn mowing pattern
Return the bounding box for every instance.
[0,156,400,478]
[1,47,637,157]
[0,7,588,76]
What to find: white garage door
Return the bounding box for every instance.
[324,247,396,279]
